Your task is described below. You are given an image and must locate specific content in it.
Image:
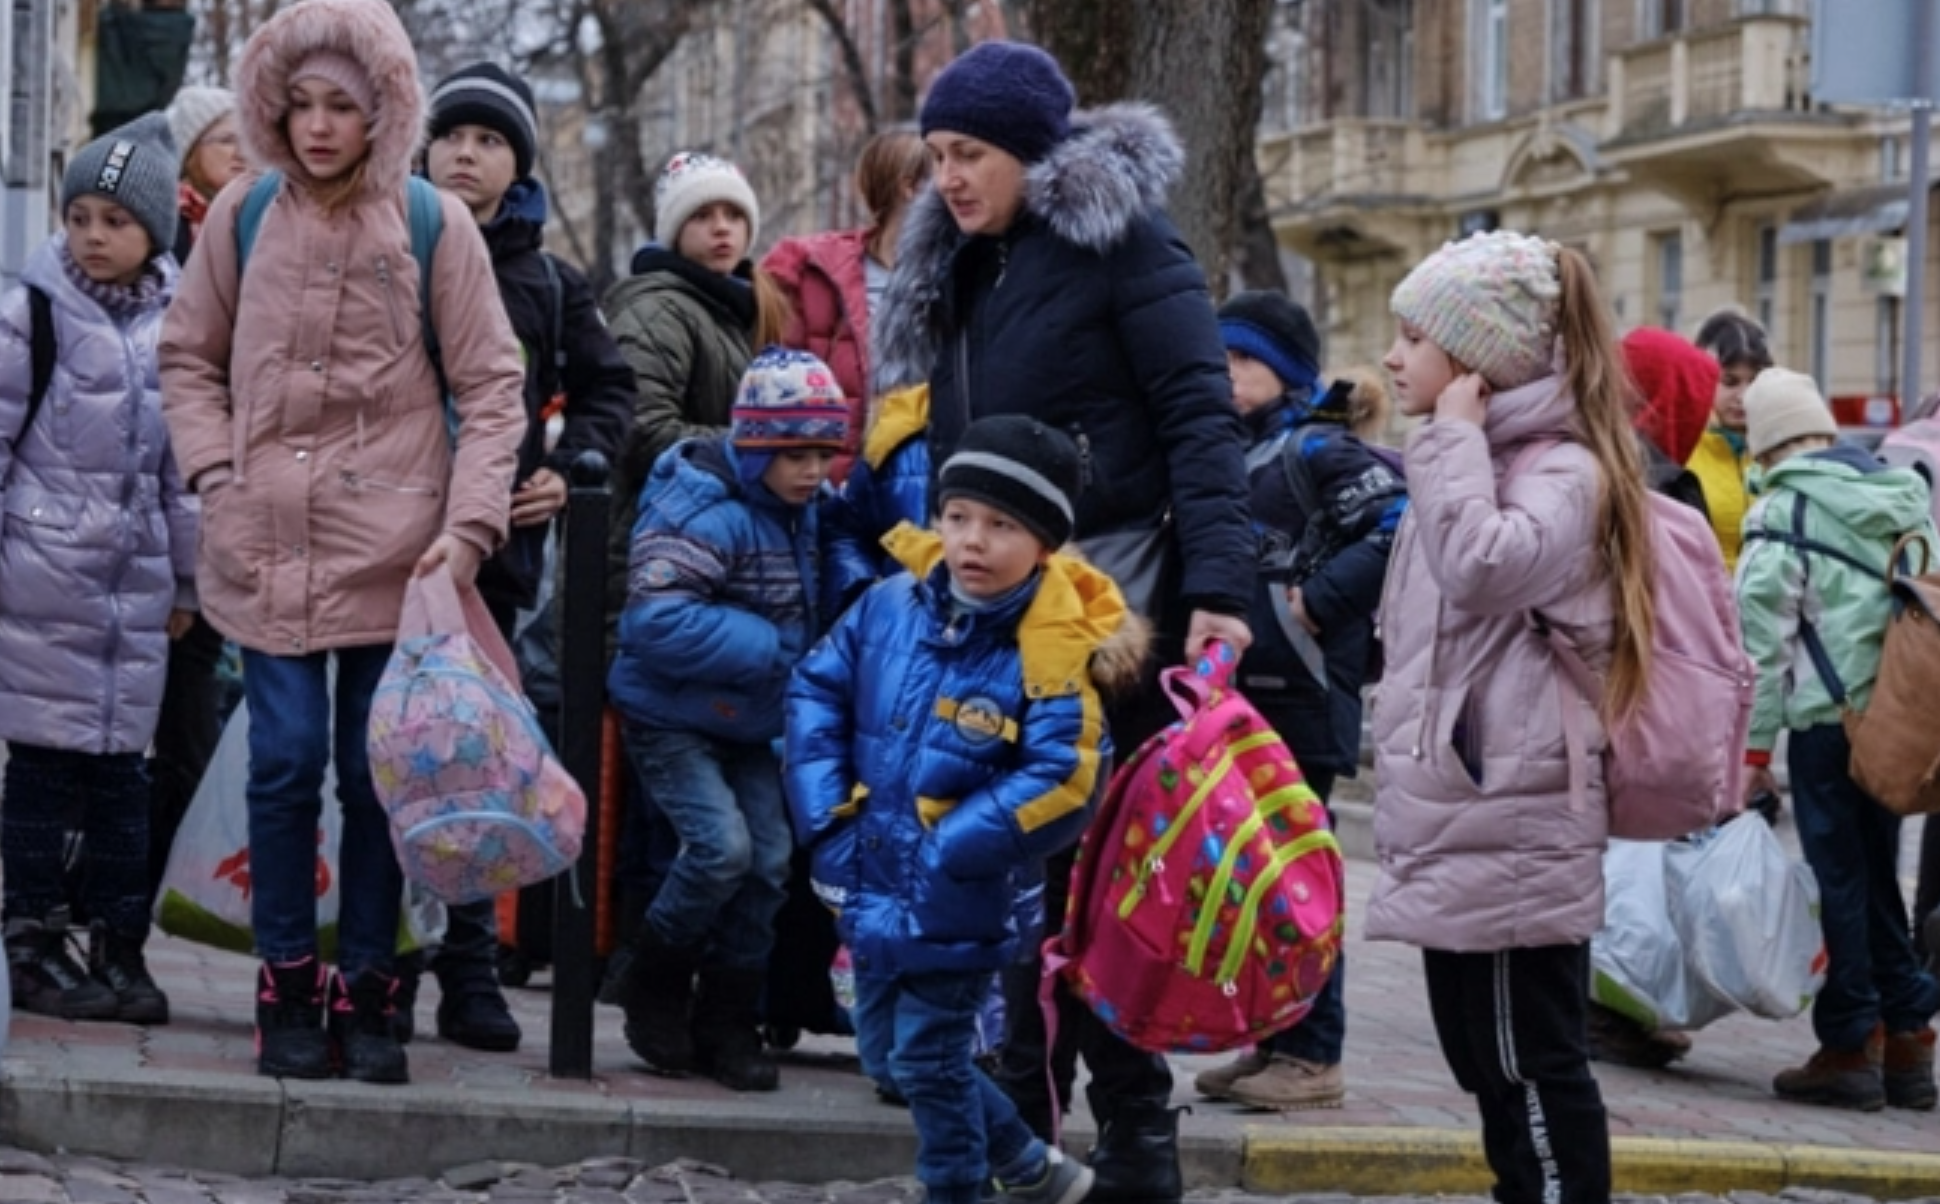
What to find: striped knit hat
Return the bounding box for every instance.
[1390,231,1562,389]
[730,347,852,452]
[938,415,1082,550]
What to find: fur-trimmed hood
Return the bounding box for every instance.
[872,103,1184,394]
[235,0,425,198]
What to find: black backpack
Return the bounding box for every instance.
[13,286,56,442]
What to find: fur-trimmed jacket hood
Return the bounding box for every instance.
[874,103,1182,395]
[236,0,425,199]
[864,102,1255,633]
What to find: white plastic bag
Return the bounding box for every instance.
[1589,840,1733,1031]
[153,700,445,956]
[1665,816,1825,1020]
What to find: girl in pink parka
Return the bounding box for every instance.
[160,0,525,1087]
[1372,232,1656,1204]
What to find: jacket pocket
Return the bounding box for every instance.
[197,481,261,591]
[375,256,412,350]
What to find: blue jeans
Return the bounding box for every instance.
[1789,723,1940,1049]
[1266,776,1343,1063]
[854,970,1045,1204]
[620,722,789,970]
[242,646,400,977]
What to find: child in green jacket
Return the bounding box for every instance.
[1736,367,1939,1114]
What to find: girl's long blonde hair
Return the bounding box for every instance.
[1555,247,1655,725]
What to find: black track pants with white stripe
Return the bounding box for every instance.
[1423,944,1611,1204]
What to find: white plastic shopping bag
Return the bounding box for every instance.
[153,700,444,957]
[1589,839,1733,1031]
[1665,816,1825,1020]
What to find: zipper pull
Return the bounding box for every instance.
[994,241,1009,289]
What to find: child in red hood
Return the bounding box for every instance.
[1622,327,1718,516]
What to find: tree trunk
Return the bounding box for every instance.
[1232,153,1289,294]
[1019,0,1272,299]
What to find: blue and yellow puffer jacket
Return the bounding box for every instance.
[784,524,1147,978]
[821,383,932,618]
[608,436,820,743]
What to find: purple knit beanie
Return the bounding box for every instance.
[920,41,1075,165]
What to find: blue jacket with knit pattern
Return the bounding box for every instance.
[785,524,1141,978]
[608,435,820,742]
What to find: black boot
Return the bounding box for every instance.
[390,950,425,1044]
[617,925,701,1075]
[5,913,117,1020]
[691,965,779,1092]
[436,965,521,1052]
[328,969,410,1084]
[87,921,169,1024]
[1087,1100,1184,1204]
[255,957,332,1080]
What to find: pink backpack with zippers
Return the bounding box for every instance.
[1044,642,1345,1055]
[1506,440,1755,840]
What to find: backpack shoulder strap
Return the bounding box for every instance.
[1277,429,1321,521]
[403,177,457,441]
[1787,492,1852,710]
[234,171,284,272]
[23,285,55,437]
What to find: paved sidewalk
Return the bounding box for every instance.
[3,840,1937,1196]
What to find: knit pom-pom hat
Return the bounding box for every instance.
[654,151,760,250]
[1390,231,1563,389]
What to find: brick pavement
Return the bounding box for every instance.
[4,846,1933,1164]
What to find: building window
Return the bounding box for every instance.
[1753,223,1779,338]
[1809,239,1833,388]
[1362,0,1416,119]
[1472,0,1509,120]
[1548,0,1599,103]
[1640,0,1686,37]
[1653,231,1684,331]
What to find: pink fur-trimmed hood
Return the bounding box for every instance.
[235,0,425,197]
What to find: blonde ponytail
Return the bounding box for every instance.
[1555,247,1655,725]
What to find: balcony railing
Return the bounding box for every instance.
[1262,119,1427,209]
[1611,15,1812,141]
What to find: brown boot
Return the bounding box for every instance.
[1773,1045,1884,1111]
[1882,1027,1936,1111]
[1192,1048,1269,1101]
[1226,1056,1345,1111]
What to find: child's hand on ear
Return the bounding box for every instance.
[1436,373,1491,426]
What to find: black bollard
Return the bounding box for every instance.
[549,450,610,1078]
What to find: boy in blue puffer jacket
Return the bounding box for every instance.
[786,416,1147,1204]
[607,347,850,1093]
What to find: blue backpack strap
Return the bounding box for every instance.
[403,177,456,444]
[1788,493,1852,709]
[234,171,284,271]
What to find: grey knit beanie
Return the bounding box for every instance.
[62,112,180,254]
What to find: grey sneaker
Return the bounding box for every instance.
[999,1148,1093,1204]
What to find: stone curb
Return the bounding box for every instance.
[10,1065,1940,1198]
[1244,1127,1940,1200]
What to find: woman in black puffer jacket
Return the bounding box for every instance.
[870,40,1254,1204]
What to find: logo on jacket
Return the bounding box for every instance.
[952,695,1009,746]
[642,558,678,588]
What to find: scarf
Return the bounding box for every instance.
[177,180,211,249]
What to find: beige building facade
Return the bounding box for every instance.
[1264,0,1927,424]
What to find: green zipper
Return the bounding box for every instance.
[1215,830,1342,987]
[1183,781,1323,976]
[1116,746,1233,921]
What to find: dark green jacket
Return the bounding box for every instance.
[601,246,754,637]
